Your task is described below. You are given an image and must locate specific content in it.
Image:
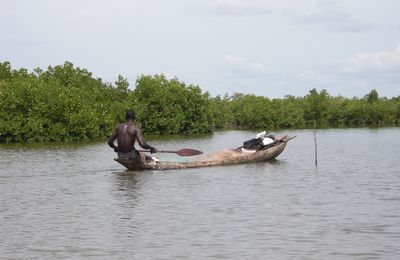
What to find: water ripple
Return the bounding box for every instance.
[1,129,400,259]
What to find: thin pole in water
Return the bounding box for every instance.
[314,120,318,167]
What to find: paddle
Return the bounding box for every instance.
[137,148,203,157]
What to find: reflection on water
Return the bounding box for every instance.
[1,128,400,259]
[112,171,144,204]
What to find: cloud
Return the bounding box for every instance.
[299,43,400,96]
[207,0,273,16]
[318,44,400,76]
[293,1,374,32]
[338,44,400,76]
[224,54,266,78]
[299,69,334,85]
[203,0,374,33]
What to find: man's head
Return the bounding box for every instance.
[125,109,136,121]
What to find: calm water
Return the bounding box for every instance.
[1,128,400,259]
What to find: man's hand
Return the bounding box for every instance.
[150,147,157,154]
[114,146,119,153]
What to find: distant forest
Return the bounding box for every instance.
[1,61,399,142]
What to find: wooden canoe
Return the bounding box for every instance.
[114,135,294,171]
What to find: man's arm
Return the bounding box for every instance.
[135,128,157,153]
[107,128,118,152]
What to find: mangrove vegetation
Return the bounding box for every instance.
[1,61,399,142]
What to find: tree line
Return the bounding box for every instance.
[0,61,399,142]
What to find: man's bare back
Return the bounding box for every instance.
[108,110,157,156]
[113,122,138,153]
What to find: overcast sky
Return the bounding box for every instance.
[1,0,400,98]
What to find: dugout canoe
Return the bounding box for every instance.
[114,135,294,171]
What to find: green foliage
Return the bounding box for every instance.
[302,88,330,126]
[133,75,212,134]
[0,61,131,142]
[1,61,399,143]
[228,93,273,129]
[271,96,305,128]
[209,94,233,129]
[209,88,400,130]
[365,89,379,103]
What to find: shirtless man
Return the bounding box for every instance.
[108,109,157,159]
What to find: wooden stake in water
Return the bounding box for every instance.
[314,120,318,167]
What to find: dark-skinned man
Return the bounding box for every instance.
[108,109,157,160]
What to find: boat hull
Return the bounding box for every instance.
[114,138,290,171]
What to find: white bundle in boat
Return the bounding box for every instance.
[256,131,274,146]
[262,137,274,146]
[241,131,275,153]
[256,131,267,139]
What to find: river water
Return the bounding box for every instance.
[1,128,400,259]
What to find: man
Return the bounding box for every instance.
[108,109,157,159]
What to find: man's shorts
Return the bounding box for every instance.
[117,150,139,159]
